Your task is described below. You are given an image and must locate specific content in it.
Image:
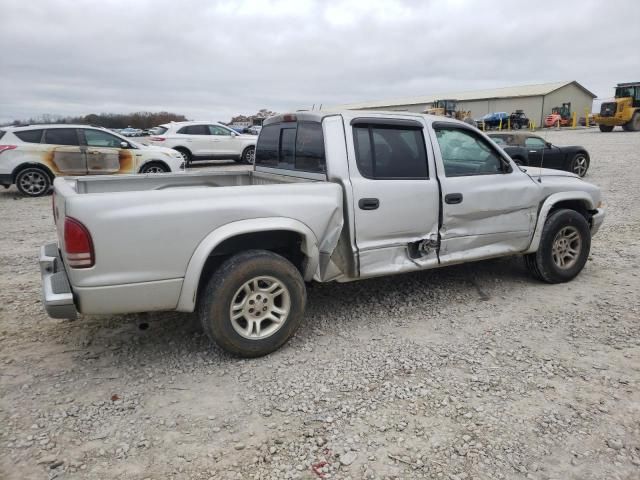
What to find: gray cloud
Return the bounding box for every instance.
[1,0,638,123]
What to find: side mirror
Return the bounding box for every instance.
[120,141,130,148]
[545,142,553,148]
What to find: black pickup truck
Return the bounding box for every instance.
[487,132,590,177]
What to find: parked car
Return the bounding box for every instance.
[476,111,529,130]
[148,121,257,165]
[39,111,604,357]
[248,125,262,135]
[0,124,184,196]
[487,132,590,177]
[120,127,143,137]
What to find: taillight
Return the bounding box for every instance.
[0,145,17,154]
[64,217,94,268]
[149,136,165,141]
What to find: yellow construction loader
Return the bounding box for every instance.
[594,82,640,132]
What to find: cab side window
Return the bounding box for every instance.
[434,125,506,177]
[177,125,208,135]
[352,124,428,179]
[524,137,546,148]
[83,129,123,148]
[44,129,79,146]
[208,125,233,136]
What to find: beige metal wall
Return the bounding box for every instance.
[456,96,544,124]
[349,85,593,125]
[542,84,594,125]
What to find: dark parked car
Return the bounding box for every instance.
[487,132,590,177]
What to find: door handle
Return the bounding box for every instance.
[358,198,380,210]
[445,193,463,204]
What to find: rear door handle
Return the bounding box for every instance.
[358,198,380,210]
[445,193,463,205]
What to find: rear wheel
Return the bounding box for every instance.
[16,167,51,197]
[139,162,169,174]
[598,124,614,132]
[622,112,640,132]
[569,153,589,177]
[241,146,256,164]
[174,148,192,166]
[199,250,306,357]
[524,209,591,284]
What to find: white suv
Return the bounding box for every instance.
[148,121,257,165]
[0,125,184,197]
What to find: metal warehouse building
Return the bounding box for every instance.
[331,81,596,126]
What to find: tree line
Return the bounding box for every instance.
[4,111,189,129]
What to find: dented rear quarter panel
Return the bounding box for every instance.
[58,177,344,290]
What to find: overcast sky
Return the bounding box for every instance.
[1,0,638,123]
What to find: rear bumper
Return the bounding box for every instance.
[39,242,77,319]
[0,173,12,187]
[591,208,605,236]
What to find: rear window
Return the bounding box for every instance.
[44,129,79,146]
[14,129,44,143]
[255,121,326,173]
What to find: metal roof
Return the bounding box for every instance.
[328,81,596,110]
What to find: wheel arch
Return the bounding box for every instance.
[138,159,170,173]
[176,218,320,312]
[525,192,597,254]
[12,162,56,182]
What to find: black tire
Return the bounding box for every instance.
[513,121,522,130]
[569,153,589,177]
[199,250,306,357]
[15,167,52,197]
[598,125,614,132]
[173,148,192,166]
[139,161,169,174]
[622,112,640,132]
[241,146,256,164]
[524,209,591,284]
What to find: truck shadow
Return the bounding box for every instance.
[60,255,534,363]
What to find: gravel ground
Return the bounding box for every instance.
[1,130,639,480]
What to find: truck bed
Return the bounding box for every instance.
[66,170,315,195]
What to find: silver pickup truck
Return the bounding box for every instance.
[40,111,605,357]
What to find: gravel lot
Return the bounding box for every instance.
[1,129,639,480]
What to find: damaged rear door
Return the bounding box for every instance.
[349,117,440,277]
[430,122,540,264]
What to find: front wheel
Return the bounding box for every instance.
[241,146,256,164]
[524,209,591,284]
[199,250,306,357]
[139,162,169,174]
[598,124,614,132]
[16,167,51,197]
[569,153,589,177]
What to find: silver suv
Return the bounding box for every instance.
[0,125,184,196]
[148,121,257,165]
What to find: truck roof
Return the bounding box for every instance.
[264,110,471,128]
